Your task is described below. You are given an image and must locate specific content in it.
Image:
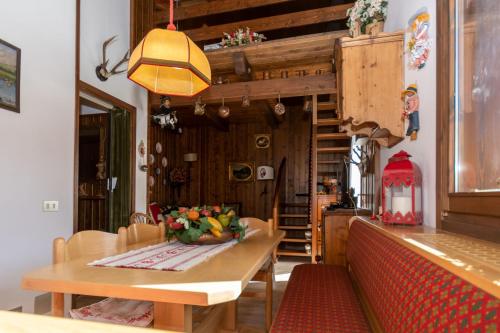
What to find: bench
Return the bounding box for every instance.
[271,218,500,333]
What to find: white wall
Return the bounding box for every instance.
[0,0,75,311]
[80,0,148,212]
[382,0,437,226]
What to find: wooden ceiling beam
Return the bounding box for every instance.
[156,73,336,107]
[155,0,294,22]
[170,4,352,42]
[232,52,252,81]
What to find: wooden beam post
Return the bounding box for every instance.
[232,52,252,81]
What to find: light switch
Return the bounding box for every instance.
[43,200,59,212]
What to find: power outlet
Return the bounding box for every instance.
[43,200,59,212]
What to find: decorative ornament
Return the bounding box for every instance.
[138,140,148,172]
[221,27,266,48]
[218,98,230,118]
[155,142,163,154]
[303,96,313,113]
[152,96,182,133]
[194,96,206,116]
[407,9,431,70]
[127,0,211,97]
[401,83,420,141]
[242,95,250,108]
[162,157,168,168]
[382,151,422,225]
[274,94,285,116]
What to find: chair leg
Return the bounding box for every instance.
[265,264,274,332]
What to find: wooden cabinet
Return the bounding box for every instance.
[313,195,338,259]
[335,32,405,147]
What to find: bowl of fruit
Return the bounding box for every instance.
[165,205,247,245]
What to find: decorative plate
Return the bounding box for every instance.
[155,167,161,175]
[162,157,168,168]
[148,154,155,165]
[148,176,155,187]
[163,178,167,185]
[156,142,163,154]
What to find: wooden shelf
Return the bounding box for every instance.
[317,118,341,126]
[317,147,351,154]
[277,250,312,257]
[279,214,308,218]
[283,238,312,243]
[317,133,350,140]
[279,225,311,230]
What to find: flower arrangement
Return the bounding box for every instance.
[222,27,266,48]
[347,0,389,37]
[165,205,247,244]
[169,167,187,185]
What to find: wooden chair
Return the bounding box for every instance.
[52,230,155,327]
[130,212,156,225]
[118,222,166,246]
[239,217,277,332]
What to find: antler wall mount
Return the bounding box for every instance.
[96,36,130,81]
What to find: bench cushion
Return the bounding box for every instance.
[347,220,500,333]
[271,264,370,333]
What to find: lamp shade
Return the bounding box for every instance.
[128,29,211,97]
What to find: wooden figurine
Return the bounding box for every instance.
[402,84,420,141]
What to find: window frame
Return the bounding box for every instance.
[437,0,500,243]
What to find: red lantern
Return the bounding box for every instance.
[382,151,423,225]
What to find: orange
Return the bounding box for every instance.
[187,210,200,221]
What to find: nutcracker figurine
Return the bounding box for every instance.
[402,84,420,140]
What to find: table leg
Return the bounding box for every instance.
[222,300,237,332]
[154,302,193,332]
[51,292,64,317]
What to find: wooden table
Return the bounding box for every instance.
[22,219,284,332]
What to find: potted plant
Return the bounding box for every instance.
[165,205,247,244]
[347,0,389,37]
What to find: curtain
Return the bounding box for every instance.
[108,107,132,233]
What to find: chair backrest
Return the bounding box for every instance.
[53,230,125,264]
[118,222,166,246]
[130,212,156,225]
[148,202,163,224]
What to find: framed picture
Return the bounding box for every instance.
[0,38,21,113]
[255,134,271,149]
[229,162,255,182]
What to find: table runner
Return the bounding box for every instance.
[89,229,259,272]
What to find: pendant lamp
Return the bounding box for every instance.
[128,0,211,97]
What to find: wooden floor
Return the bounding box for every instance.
[74,258,305,332]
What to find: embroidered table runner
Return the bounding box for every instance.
[89,229,259,272]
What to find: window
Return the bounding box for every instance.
[437,0,500,242]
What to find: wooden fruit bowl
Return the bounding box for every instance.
[190,231,234,245]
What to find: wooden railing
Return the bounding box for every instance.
[272,157,287,226]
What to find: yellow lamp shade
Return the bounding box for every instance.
[128,29,211,97]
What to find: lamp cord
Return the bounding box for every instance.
[167,0,176,31]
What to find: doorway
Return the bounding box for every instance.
[75,82,136,233]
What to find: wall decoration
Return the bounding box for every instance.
[407,10,431,70]
[148,154,155,165]
[257,166,274,180]
[148,176,155,187]
[0,38,21,113]
[274,94,285,116]
[161,156,168,168]
[218,98,230,118]
[155,142,163,154]
[155,167,161,176]
[152,96,181,133]
[229,162,255,182]
[194,96,206,115]
[95,36,129,81]
[402,84,420,140]
[255,134,271,149]
[347,0,388,37]
[221,27,266,48]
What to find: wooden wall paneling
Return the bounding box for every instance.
[131,0,154,49]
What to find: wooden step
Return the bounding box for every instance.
[317,133,350,140]
[317,101,337,111]
[317,118,341,126]
[283,238,312,243]
[279,214,308,218]
[317,160,342,164]
[280,202,309,207]
[317,147,351,154]
[277,250,311,257]
[278,225,311,230]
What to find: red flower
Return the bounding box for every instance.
[178,207,188,213]
[170,222,184,230]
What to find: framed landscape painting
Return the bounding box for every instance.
[229,162,255,182]
[0,38,20,113]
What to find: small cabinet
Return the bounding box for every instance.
[335,32,405,147]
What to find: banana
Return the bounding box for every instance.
[207,217,223,237]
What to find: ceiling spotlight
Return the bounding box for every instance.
[274,94,286,116]
[218,98,230,118]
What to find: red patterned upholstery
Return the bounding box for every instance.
[270,264,370,333]
[148,202,162,224]
[347,220,500,333]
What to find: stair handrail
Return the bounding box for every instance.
[272,157,287,227]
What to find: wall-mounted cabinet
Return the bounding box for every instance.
[335,32,405,147]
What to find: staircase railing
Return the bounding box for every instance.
[272,157,287,227]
